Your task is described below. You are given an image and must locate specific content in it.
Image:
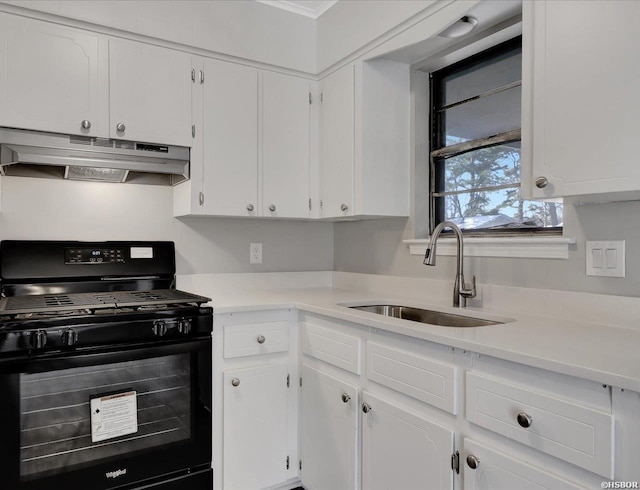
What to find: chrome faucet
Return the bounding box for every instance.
[423,221,477,307]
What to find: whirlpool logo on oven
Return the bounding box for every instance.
[105,468,127,479]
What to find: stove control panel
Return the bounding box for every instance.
[65,248,125,264]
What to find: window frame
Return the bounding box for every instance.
[429,35,562,237]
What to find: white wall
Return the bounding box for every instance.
[0,177,334,274]
[333,200,640,297]
[0,0,317,73]
[316,0,435,72]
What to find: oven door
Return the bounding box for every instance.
[0,337,212,490]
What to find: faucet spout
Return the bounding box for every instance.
[423,221,477,307]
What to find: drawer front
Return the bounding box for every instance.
[466,372,614,478]
[463,439,585,490]
[366,342,457,414]
[224,321,289,359]
[302,322,361,374]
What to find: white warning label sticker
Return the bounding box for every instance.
[91,391,138,443]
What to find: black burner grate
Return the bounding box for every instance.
[0,289,210,315]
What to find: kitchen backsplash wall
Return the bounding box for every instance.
[333,201,640,297]
[0,176,334,275]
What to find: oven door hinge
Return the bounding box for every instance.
[451,450,460,474]
[286,455,290,470]
[287,373,290,388]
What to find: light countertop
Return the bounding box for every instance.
[178,274,640,393]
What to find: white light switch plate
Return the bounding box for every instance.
[586,240,625,277]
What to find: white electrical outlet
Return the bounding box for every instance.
[250,243,262,264]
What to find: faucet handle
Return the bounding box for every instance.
[460,275,477,299]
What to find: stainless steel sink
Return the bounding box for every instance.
[349,305,501,328]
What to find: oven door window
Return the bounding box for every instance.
[0,338,212,489]
[19,353,191,480]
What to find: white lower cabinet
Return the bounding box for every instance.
[361,392,454,490]
[217,310,628,490]
[300,364,358,490]
[463,439,584,490]
[223,363,290,490]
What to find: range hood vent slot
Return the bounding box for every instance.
[0,128,189,186]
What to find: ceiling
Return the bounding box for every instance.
[255,0,339,19]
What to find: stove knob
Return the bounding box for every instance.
[61,328,78,346]
[178,319,192,335]
[152,321,168,337]
[29,330,48,349]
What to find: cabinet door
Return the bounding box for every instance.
[362,392,454,490]
[523,0,640,199]
[263,72,311,218]
[300,365,358,490]
[320,64,354,218]
[463,439,583,490]
[0,13,107,137]
[109,38,191,146]
[223,363,290,490]
[202,59,258,216]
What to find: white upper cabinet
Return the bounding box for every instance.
[522,0,640,202]
[262,71,311,219]
[202,59,259,216]
[0,13,107,137]
[320,60,410,219]
[109,38,192,147]
[320,64,355,218]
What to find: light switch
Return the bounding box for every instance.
[586,240,625,277]
[592,248,603,268]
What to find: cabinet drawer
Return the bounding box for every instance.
[302,322,361,374]
[224,321,289,359]
[366,342,457,414]
[463,438,584,490]
[466,372,614,478]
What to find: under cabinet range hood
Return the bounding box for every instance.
[0,128,189,185]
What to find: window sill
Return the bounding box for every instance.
[403,236,576,259]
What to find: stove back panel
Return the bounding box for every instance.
[0,241,176,294]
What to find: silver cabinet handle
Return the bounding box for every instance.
[341,393,351,403]
[257,335,266,344]
[116,123,126,132]
[517,412,533,428]
[466,455,480,470]
[81,120,91,130]
[535,176,548,189]
[269,204,276,212]
[340,203,349,212]
[362,402,372,414]
[231,378,240,387]
[247,204,254,212]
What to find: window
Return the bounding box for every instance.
[430,36,562,234]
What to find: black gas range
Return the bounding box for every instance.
[0,240,213,490]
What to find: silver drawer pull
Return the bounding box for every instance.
[231,378,240,387]
[362,403,372,414]
[257,335,266,344]
[517,412,533,428]
[466,454,480,470]
[341,393,351,403]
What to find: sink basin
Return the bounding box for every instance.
[348,304,501,328]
